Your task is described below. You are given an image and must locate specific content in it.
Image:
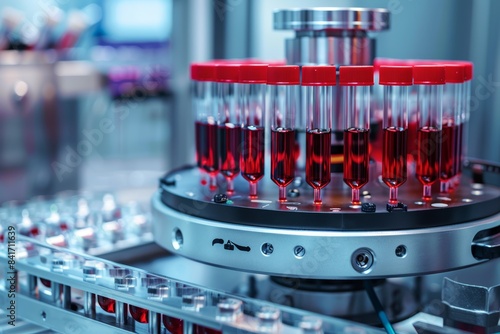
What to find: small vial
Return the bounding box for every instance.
[239,64,268,198]
[268,65,300,202]
[302,66,335,204]
[414,65,445,200]
[215,64,242,194]
[379,66,412,204]
[440,64,465,193]
[191,63,218,190]
[340,66,374,206]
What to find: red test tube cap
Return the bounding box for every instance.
[339,66,374,86]
[215,64,240,83]
[413,65,445,85]
[190,63,216,81]
[301,66,336,86]
[239,64,268,84]
[379,66,413,86]
[267,65,300,85]
[444,64,466,83]
[463,62,473,81]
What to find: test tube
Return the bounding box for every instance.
[215,64,242,194]
[379,66,412,204]
[340,66,374,206]
[414,65,445,200]
[191,63,218,190]
[267,65,300,202]
[455,61,473,186]
[440,64,465,193]
[239,64,268,198]
[302,66,335,205]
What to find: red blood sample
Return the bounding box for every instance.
[416,127,442,185]
[129,305,148,323]
[343,128,370,189]
[271,128,296,187]
[97,295,116,313]
[241,126,265,183]
[306,129,331,189]
[30,226,40,237]
[162,315,184,334]
[440,121,456,180]
[218,123,241,180]
[382,127,408,187]
[195,121,219,175]
[193,324,222,334]
[40,278,52,288]
[59,222,69,231]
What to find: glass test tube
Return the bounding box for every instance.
[239,64,268,198]
[302,66,335,205]
[191,63,218,190]
[215,64,242,194]
[379,66,412,204]
[455,62,473,186]
[414,65,445,200]
[440,64,465,193]
[340,66,374,206]
[267,65,300,202]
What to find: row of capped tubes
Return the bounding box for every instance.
[7,240,328,334]
[191,60,473,205]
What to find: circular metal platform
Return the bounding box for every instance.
[152,166,500,279]
[273,8,390,32]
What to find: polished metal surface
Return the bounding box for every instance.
[284,36,374,65]
[157,166,500,229]
[273,8,390,31]
[274,7,389,66]
[152,191,500,278]
[442,277,500,332]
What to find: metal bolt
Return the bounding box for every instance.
[294,246,305,258]
[213,193,228,203]
[261,243,274,256]
[361,202,376,212]
[288,188,300,198]
[386,202,407,212]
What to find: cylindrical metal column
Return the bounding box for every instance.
[274,8,390,66]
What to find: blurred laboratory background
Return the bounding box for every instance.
[0,0,499,203]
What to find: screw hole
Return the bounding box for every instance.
[395,245,407,258]
[172,228,183,250]
[351,248,374,273]
[261,243,274,256]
